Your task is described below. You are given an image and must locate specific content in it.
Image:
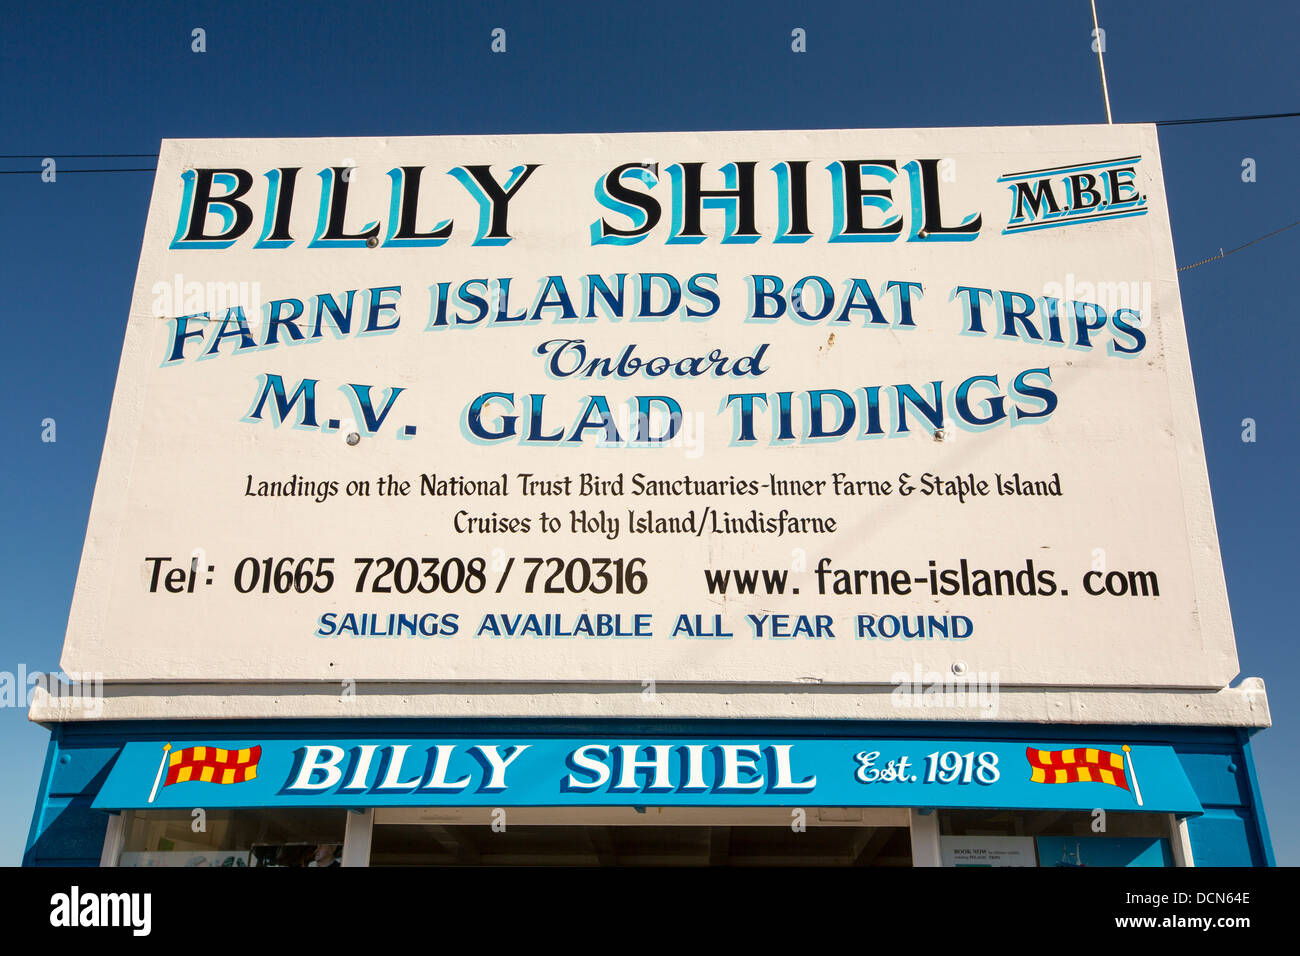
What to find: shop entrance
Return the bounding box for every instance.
[107,806,1187,867]
[368,807,912,866]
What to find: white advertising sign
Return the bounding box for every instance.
[62,126,1237,688]
[941,836,1038,867]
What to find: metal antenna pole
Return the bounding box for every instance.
[1091,0,1114,123]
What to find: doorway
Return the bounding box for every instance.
[368,806,912,866]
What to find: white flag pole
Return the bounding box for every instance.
[148,743,172,805]
[1123,744,1143,807]
[1090,0,1114,124]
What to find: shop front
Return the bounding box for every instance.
[25,126,1273,869]
[26,715,1271,867]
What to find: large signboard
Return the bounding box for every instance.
[62,126,1236,688]
[92,736,1201,813]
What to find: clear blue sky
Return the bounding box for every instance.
[2,0,1295,865]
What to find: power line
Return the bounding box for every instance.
[0,168,155,175]
[0,108,1296,173]
[1156,111,1300,127]
[1177,219,1300,272]
[0,153,159,158]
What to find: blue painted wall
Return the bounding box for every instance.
[24,717,1274,867]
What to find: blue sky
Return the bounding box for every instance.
[2,0,1296,865]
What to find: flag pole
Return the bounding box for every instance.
[1090,0,1113,124]
[1122,745,1143,807]
[148,743,172,804]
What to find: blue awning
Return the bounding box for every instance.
[93,734,1203,814]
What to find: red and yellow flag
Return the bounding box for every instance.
[164,745,261,787]
[1026,746,1129,791]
